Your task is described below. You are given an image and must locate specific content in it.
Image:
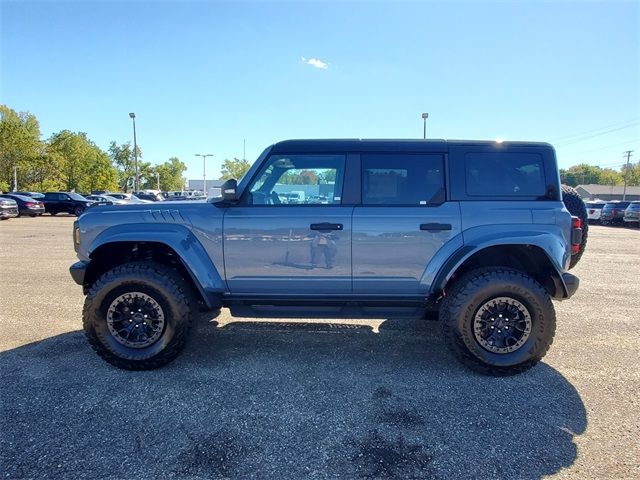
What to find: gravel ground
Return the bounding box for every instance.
[1,216,638,479]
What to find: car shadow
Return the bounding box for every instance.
[0,316,586,479]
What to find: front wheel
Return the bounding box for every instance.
[441,267,556,376]
[83,262,194,370]
[74,206,85,217]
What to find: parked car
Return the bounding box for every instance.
[135,192,164,202]
[43,192,94,216]
[585,200,606,223]
[0,193,45,216]
[165,191,189,201]
[13,191,45,200]
[0,197,19,220]
[623,201,640,227]
[600,201,631,226]
[71,139,583,376]
[107,193,153,204]
[85,195,128,206]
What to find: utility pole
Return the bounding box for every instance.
[156,171,160,191]
[622,150,634,201]
[195,154,213,194]
[13,166,17,192]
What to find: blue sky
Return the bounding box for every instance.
[2,0,639,179]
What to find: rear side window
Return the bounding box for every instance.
[586,203,605,209]
[465,152,546,197]
[361,154,444,205]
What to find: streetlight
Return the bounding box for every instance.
[195,154,213,194]
[129,113,138,192]
[421,113,429,139]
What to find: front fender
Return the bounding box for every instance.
[88,223,225,306]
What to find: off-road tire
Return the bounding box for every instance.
[83,261,194,370]
[561,184,588,269]
[441,267,556,376]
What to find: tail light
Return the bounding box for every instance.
[589,209,595,214]
[571,216,583,254]
[25,202,35,207]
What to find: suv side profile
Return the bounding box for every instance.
[43,192,94,216]
[70,139,582,375]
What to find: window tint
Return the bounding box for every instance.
[247,154,345,205]
[361,154,444,205]
[465,152,546,197]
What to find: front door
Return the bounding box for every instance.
[352,153,462,295]
[223,153,352,294]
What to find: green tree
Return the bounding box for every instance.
[48,130,118,192]
[0,105,43,191]
[152,157,187,191]
[109,141,142,191]
[220,157,251,180]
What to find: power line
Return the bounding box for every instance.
[559,139,639,158]
[550,118,639,142]
[555,122,640,147]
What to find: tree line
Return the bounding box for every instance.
[0,105,188,193]
[560,163,640,188]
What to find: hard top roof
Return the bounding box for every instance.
[270,139,553,153]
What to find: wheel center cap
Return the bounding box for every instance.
[133,312,144,322]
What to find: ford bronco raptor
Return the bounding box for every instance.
[70,139,584,375]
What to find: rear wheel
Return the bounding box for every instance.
[561,185,588,269]
[83,261,194,370]
[441,267,556,376]
[49,211,57,216]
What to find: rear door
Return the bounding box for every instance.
[223,153,353,294]
[352,153,461,295]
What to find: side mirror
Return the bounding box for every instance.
[221,179,238,202]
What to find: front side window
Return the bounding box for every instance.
[246,154,345,205]
[361,154,445,205]
[465,152,546,197]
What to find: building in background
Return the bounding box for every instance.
[576,184,640,201]
[188,179,225,197]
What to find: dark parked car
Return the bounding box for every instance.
[600,201,631,225]
[623,201,640,227]
[85,195,127,206]
[43,192,94,216]
[0,193,45,216]
[14,191,45,200]
[135,192,164,202]
[0,197,19,220]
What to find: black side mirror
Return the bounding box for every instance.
[221,179,238,202]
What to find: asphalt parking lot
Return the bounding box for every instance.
[1,216,638,479]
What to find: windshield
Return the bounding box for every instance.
[69,193,87,201]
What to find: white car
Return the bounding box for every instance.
[585,200,606,223]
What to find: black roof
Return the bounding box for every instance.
[270,139,553,153]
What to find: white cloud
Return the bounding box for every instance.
[301,56,329,70]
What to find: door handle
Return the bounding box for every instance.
[310,223,343,231]
[420,223,452,231]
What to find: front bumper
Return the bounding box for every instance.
[70,261,88,285]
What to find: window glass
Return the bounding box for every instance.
[361,154,444,205]
[247,154,345,205]
[465,152,545,196]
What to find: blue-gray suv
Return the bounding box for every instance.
[70,139,583,375]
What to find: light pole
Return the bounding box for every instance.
[195,154,213,194]
[129,113,138,192]
[156,171,160,191]
[421,113,429,139]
